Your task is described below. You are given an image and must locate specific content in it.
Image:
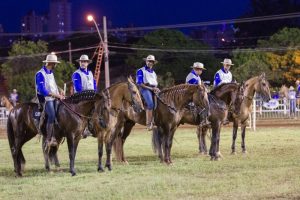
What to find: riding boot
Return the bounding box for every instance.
[146,109,154,131]
[46,123,58,147]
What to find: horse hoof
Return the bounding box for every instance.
[98,167,105,172]
[231,151,237,155]
[45,166,50,172]
[15,173,22,178]
[71,172,76,176]
[242,150,247,154]
[121,160,129,165]
[105,165,112,171]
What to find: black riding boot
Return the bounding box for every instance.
[46,123,58,147]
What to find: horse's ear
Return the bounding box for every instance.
[127,76,134,84]
[260,72,266,79]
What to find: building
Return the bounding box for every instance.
[48,0,72,34]
[21,11,47,33]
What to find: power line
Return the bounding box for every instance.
[1,12,300,37]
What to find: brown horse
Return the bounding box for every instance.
[180,83,244,160]
[231,73,271,154]
[92,77,144,172]
[1,96,14,111]
[112,84,209,165]
[7,90,110,177]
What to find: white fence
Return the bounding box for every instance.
[0,107,8,127]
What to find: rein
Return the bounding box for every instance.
[59,100,95,120]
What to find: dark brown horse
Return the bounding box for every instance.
[7,90,110,177]
[112,84,209,165]
[230,73,271,154]
[180,83,244,160]
[92,77,144,172]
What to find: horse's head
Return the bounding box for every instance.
[192,84,209,109]
[254,73,271,102]
[126,76,144,113]
[279,85,288,98]
[94,91,111,129]
[0,96,5,106]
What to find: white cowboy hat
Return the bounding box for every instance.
[289,86,295,90]
[191,62,206,70]
[43,53,60,63]
[221,58,234,65]
[13,89,17,93]
[143,55,158,63]
[76,54,92,63]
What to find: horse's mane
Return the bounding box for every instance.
[159,84,197,105]
[64,90,97,104]
[210,83,238,95]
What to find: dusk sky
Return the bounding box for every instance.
[0,0,250,32]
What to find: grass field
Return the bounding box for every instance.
[0,127,300,200]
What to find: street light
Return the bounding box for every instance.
[87,14,110,88]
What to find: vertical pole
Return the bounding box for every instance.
[103,16,110,88]
[68,41,72,64]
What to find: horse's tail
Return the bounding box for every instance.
[7,115,15,155]
[113,135,123,162]
[152,126,161,154]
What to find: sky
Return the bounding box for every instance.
[0,0,250,32]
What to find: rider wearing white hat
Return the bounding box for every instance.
[136,55,160,131]
[213,58,234,87]
[35,53,64,147]
[186,62,206,85]
[185,62,210,127]
[72,55,96,93]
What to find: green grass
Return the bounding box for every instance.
[1,127,300,200]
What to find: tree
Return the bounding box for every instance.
[1,40,75,101]
[232,28,300,86]
[125,29,218,87]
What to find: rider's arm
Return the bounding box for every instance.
[187,78,199,85]
[214,73,221,86]
[93,79,97,92]
[36,72,49,96]
[72,72,82,92]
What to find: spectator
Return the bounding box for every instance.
[288,86,296,117]
[9,89,19,107]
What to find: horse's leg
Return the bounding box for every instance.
[231,120,239,155]
[42,136,50,171]
[166,130,175,164]
[241,122,247,153]
[66,135,77,176]
[105,140,113,171]
[14,139,23,177]
[209,121,218,160]
[97,139,104,172]
[215,122,223,160]
[119,121,135,163]
[199,126,208,155]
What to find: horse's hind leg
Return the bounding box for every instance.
[14,141,23,177]
[120,120,135,163]
[198,126,208,155]
[42,136,50,171]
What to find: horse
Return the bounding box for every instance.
[7,90,110,177]
[91,77,144,172]
[111,84,209,165]
[230,73,271,154]
[1,96,14,111]
[180,83,244,160]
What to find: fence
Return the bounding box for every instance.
[0,107,8,127]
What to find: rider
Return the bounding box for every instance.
[35,53,64,147]
[136,55,160,131]
[72,55,97,138]
[186,62,210,126]
[72,55,97,93]
[213,58,234,125]
[213,58,234,87]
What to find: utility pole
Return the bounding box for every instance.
[68,41,72,64]
[103,16,110,88]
